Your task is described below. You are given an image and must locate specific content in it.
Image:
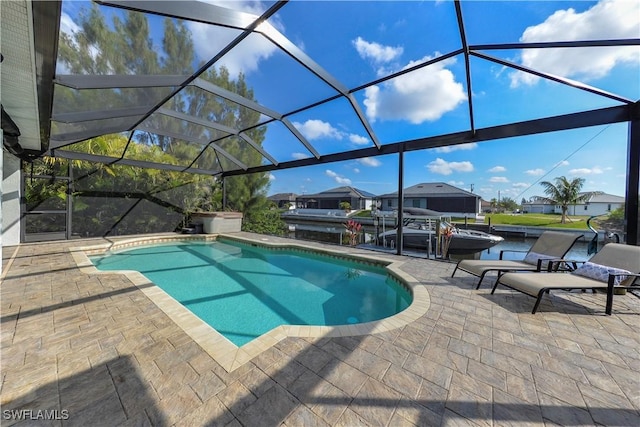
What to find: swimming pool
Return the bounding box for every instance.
[90,238,412,346]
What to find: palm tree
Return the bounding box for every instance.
[539,176,588,223]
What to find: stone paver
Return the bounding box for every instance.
[1,233,640,426]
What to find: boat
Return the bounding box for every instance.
[445,227,504,254]
[375,208,503,255]
[378,223,503,254]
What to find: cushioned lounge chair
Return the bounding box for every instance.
[451,231,584,289]
[493,243,640,315]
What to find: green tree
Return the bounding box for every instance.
[54,5,272,234]
[539,176,588,223]
[609,205,625,221]
[241,205,286,236]
[30,135,218,237]
[499,197,518,212]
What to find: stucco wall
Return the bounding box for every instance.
[2,151,22,246]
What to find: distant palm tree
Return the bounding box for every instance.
[490,198,498,212]
[539,176,588,223]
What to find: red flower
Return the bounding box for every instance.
[344,220,363,246]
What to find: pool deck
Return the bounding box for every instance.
[1,232,639,426]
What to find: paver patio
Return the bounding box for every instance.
[1,233,639,426]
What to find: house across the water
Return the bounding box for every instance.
[523,192,624,216]
[267,193,298,209]
[377,182,481,217]
[295,186,375,211]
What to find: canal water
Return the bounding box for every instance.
[473,237,591,262]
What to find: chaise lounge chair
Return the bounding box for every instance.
[493,243,640,315]
[451,231,584,289]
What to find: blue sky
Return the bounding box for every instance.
[59,0,640,202]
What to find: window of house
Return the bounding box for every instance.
[608,204,612,211]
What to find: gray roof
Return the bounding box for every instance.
[378,183,478,199]
[582,192,625,204]
[524,199,555,205]
[267,193,297,201]
[298,186,376,199]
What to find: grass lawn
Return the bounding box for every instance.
[484,213,592,229]
[351,211,612,231]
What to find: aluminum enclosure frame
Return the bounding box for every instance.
[17,0,640,245]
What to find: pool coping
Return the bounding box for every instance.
[70,233,431,372]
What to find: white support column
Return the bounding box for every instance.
[2,151,22,246]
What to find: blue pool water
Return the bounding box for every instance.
[90,239,411,346]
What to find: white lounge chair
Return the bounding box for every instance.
[493,243,640,315]
[451,231,583,289]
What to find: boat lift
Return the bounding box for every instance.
[372,209,451,257]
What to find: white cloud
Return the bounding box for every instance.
[197,1,269,16]
[60,12,80,35]
[326,170,352,185]
[292,120,368,146]
[353,168,360,174]
[353,37,403,63]
[480,186,494,195]
[57,12,99,73]
[357,157,382,167]
[489,176,510,183]
[500,189,519,198]
[292,119,343,141]
[292,152,310,160]
[349,134,370,145]
[511,0,640,86]
[188,2,283,77]
[448,181,465,186]
[569,167,606,175]
[268,173,276,181]
[525,168,546,176]
[554,160,570,167]
[364,55,466,124]
[426,158,474,175]
[489,166,506,173]
[189,27,276,77]
[434,143,478,153]
[512,182,530,188]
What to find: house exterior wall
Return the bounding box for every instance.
[296,196,371,210]
[405,198,427,209]
[428,197,477,213]
[380,196,478,214]
[567,202,623,216]
[524,203,555,214]
[267,194,297,209]
[297,198,336,209]
[2,152,21,246]
[525,201,623,215]
[272,199,292,208]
